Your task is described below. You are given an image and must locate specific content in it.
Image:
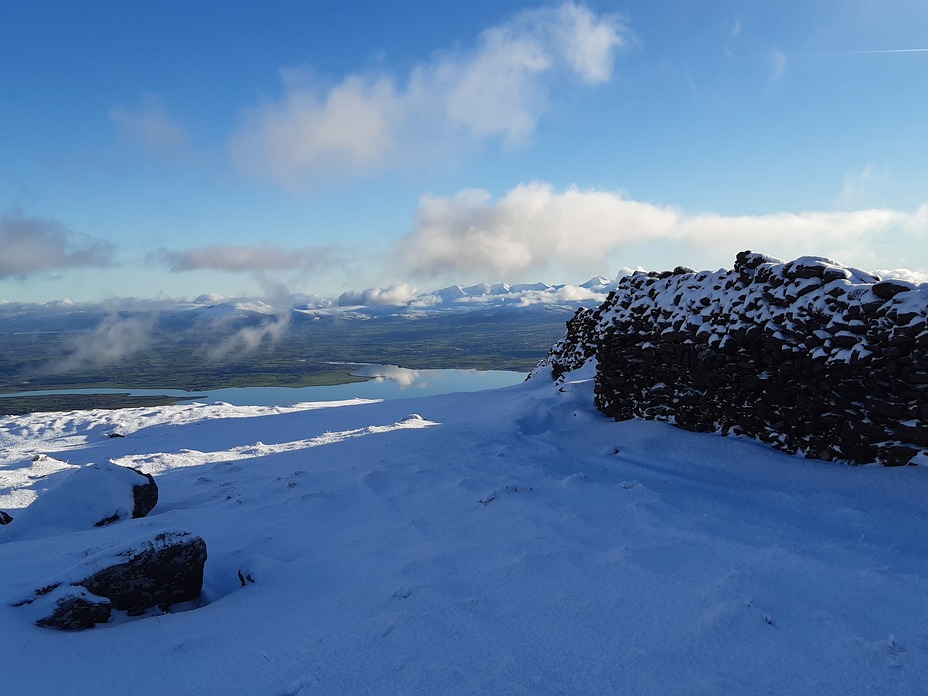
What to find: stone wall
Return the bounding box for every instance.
[538,251,928,466]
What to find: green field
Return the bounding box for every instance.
[0,308,569,409]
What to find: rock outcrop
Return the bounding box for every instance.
[0,510,11,525]
[31,585,113,630]
[130,468,159,519]
[536,252,928,466]
[16,530,207,628]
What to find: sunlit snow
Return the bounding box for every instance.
[2,371,927,694]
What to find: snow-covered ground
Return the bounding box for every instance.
[2,368,927,695]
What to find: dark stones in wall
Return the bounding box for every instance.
[539,251,927,466]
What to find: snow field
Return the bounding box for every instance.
[2,373,927,694]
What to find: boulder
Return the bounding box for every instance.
[16,529,207,628]
[873,279,916,300]
[0,510,11,525]
[80,530,207,615]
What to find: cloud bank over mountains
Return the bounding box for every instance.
[394,183,928,282]
[3,184,925,301]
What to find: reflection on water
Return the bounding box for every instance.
[0,366,527,407]
[351,364,423,387]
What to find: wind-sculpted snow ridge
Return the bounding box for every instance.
[536,251,928,466]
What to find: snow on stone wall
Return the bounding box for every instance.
[537,251,928,466]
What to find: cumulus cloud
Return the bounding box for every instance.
[44,315,154,373]
[160,244,338,273]
[109,93,190,161]
[876,268,928,285]
[0,211,112,279]
[230,2,629,186]
[392,182,928,281]
[230,73,401,182]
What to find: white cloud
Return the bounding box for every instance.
[230,2,629,187]
[0,211,112,279]
[230,74,401,181]
[549,1,626,82]
[109,93,190,161]
[876,268,928,285]
[392,182,928,281]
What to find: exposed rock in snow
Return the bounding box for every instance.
[536,250,928,466]
[77,530,207,615]
[0,510,11,525]
[130,469,159,518]
[16,530,207,628]
[3,462,158,540]
[28,585,112,630]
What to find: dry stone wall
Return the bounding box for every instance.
[538,251,928,466]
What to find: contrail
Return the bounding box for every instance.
[811,48,928,55]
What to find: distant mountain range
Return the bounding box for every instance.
[0,276,623,331]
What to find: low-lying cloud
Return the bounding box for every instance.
[0,211,113,279]
[337,283,422,307]
[44,314,154,373]
[393,182,928,281]
[229,2,629,187]
[204,315,290,362]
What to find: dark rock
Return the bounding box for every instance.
[535,251,927,468]
[79,530,207,615]
[129,468,159,518]
[873,280,916,300]
[0,510,11,525]
[895,424,928,448]
[880,444,920,467]
[15,530,207,630]
[32,586,112,630]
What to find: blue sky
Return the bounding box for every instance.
[2,0,927,303]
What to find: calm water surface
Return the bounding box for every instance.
[0,365,527,406]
